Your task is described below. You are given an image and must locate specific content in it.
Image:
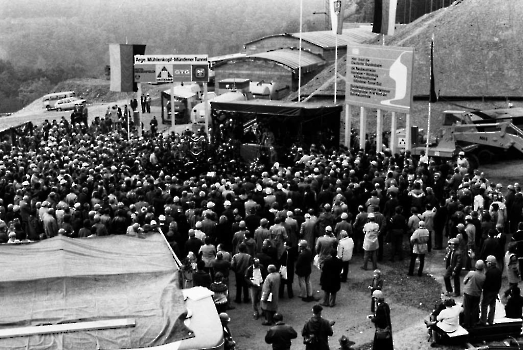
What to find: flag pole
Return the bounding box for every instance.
[298,0,303,101]
[334,33,338,104]
[426,34,435,157]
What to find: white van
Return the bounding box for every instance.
[42,91,76,110]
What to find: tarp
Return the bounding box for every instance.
[0,234,194,350]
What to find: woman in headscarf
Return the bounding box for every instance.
[369,290,393,350]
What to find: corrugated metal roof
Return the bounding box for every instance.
[290,27,377,48]
[244,26,377,49]
[249,49,325,71]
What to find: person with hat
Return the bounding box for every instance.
[300,213,316,251]
[269,218,287,259]
[504,242,520,296]
[334,212,352,240]
[145,93,151,113]
[408,221,430,277]
[462,260,486,328]
[210,272,229,313]
[278,240,296,299]
[337,230,354,282]
[315,225,337,269]
[231,243,252,304]
[301,304,334,350]
[388,206,407,262]
[320,248,343,307]
[480,255,502,325]
[444,238,463,297]
[369,290,393,350]
[219,312,236,350]
[362,213,379,271]
[296,240,314,302]
[264,313,298,350]
[457,151,469,176]
[254,218,270,253]
[261,264,281,326]
[338,335,356,350]
[245,257,267,320]
[504,286,523,319]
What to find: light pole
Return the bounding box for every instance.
[333,0,342,104]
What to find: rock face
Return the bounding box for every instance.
[290,0,523,100]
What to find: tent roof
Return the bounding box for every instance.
[0,234,195,350]
[0,234,178,282]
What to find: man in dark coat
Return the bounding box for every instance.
[370,290,393,350]
[296,240,314,302]
[480,255,502,325]
[278,240,297,299]
[444,238,463,297]
[264,313,298,350]
[320,250,343,307]
[301,304,334,350]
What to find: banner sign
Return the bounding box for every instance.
[134,55,209,83]
[346,44,414,113]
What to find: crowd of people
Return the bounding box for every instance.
[1,111,523,349]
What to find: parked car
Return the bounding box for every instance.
[54,97,86,111]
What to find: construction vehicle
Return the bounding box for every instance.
[403,110,523,166]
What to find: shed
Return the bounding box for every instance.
[213,48,326,99]
[243,26,376,63]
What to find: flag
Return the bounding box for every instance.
[372,0,397,36]
[109,44,146,92]
[329,0,344,35]
[429,36,438,103]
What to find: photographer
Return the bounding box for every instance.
[302,304,334,350]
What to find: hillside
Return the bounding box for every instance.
[289,0,523,100]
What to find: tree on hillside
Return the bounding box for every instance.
[18,78,53,106]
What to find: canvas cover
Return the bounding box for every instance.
[0,234,193,350]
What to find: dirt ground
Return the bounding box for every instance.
[227,249,447,350]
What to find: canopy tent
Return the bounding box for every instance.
[210,100,342,159]
[0,234,223,350]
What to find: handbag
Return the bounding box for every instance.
[279,265,288,280]
[375,304,392,339]
[303,334,316,345]
[375,326,391,339]
[313,254,321,270]
[279,254,289,279]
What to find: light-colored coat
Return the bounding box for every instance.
[261,272,281,312]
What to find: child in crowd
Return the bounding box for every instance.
[210,272,229,313]
[368,269,383,313]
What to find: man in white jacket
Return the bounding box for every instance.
[337,230,354,282]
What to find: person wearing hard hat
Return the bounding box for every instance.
[457,151,469,176]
